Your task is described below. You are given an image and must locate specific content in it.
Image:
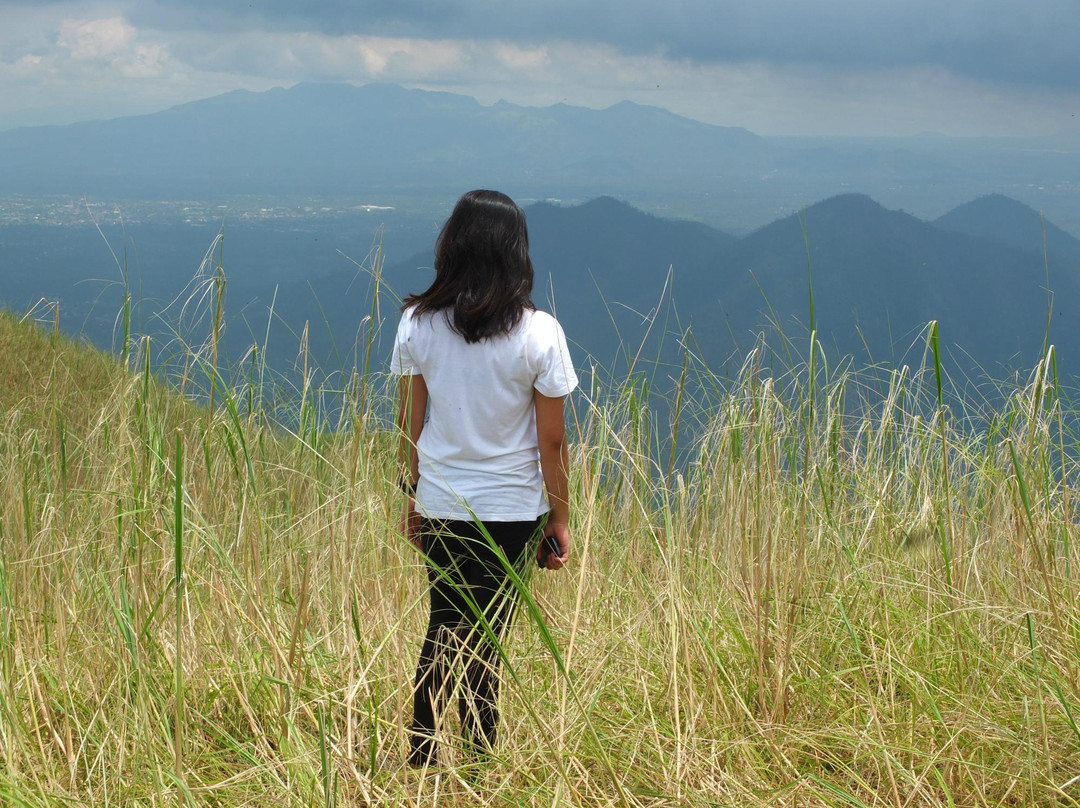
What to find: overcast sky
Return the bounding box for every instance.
[2,0,1079,137]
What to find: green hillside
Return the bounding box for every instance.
[2,312,1079,807]
[0,310,124,425]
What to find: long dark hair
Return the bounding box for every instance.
[403,190,535,343]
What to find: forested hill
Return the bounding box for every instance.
[379,193,1080,381]
[933,193,1080,266]
[686,193,1080,376]
[3,192,1079,393]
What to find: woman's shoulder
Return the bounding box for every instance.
[399,306,448,330]
[522,308,565,334]
[520,309,572,359]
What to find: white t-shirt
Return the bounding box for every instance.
[390,306,578,521]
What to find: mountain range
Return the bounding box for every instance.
[3,191,1079,405]
[150,191,1080,388]
[2,81,1079,234]
[0,82,770,203]
[3,81,1080,401]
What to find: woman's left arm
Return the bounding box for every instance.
[535,390,571,569]
[397,373,428,545]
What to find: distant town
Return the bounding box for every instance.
[0,195,399,227]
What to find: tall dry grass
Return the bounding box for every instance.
[1,296,1079,807]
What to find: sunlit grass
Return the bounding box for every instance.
[1,297,1079,807]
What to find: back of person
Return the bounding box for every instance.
[394,306,575,521]
[390,189,576,768]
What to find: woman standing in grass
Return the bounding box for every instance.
[391,189,577,767]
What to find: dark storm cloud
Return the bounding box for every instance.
[126,0,1080,89]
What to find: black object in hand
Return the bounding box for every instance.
[538,535,560,568]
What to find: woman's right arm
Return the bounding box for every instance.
[534,390,570,569]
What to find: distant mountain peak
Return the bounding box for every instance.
[941,193,1042,218]
[762,193,897,229]
[579,195,637,212]
[934,193,1080,261]
[740,193,926,249]
[527,195,667,227]
[806,192,884,212]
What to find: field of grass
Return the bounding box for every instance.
[1,306,1079,807]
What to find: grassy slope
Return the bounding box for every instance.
[1,311,1079,807]
[0,310,122,427]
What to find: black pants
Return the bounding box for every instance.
[409,516,542,766]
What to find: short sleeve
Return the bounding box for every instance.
[390,310,421,375]
[531,314,578,398]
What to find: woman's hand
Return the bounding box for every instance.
[538,521,570,569]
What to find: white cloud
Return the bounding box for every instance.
[348,36,466,78]
[0,8,253,125]
[120,41,167,77]
[8,53,46,76]
[0,14,175,87]
[57,17,136,61]
[493,44,549,72]
[169,29,468,82]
